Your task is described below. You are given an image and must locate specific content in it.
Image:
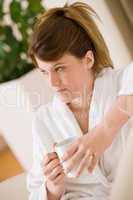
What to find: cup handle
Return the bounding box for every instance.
[53,142,57,151]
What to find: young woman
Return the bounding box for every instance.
[27,2,133,200]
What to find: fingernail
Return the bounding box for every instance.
[76,172,80,177]
[89,170,93,175]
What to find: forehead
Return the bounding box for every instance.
[35,53,81,70]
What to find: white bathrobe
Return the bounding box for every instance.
[27,63,133,200]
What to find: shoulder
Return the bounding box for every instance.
[120,62,133,80]
[93,67,126,110]
[96,66,129,89]
[33,99,54,124]
[118,62,133,95]
[95,67,123,92]
[104,63,133,81]
[97,63,133,96]
[98,66,124,80]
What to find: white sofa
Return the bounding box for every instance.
[110,123,133,200]
[0,69,54,171]
[0,69,54,200]
[0,173,28,200]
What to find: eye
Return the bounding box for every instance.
[55,67,65,73]
[40,69,48,75]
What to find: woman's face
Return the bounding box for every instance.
[35,51,95,105]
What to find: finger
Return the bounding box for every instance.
[88,156,97,173]
[43,158,60,175]
[48,165,64,180]
[61,142,79,162]
[53,173,65,185]
[65,147,85,173]
[86,154,94,168]
[61,144,78,162]
[76,149,91,177]
[43,153,57,165]
[42,152,57,166]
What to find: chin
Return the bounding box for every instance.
[57,92,73,104]
[59,95,72,104]
[59,95,82,107]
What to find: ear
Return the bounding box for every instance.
[84,50,95,69]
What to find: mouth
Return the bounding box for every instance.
[57,89,66,93]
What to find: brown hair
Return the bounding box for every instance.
[28,2,114,75]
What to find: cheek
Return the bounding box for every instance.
[60,71,85,92]
[60,73,73,87]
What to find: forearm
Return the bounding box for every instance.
[100,96,132,139]
[47,189,64,200]
[47,189,60,200]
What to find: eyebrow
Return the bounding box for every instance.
[41,62,66,71]
[53,62,66,67]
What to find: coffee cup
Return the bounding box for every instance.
[54,136,89,178]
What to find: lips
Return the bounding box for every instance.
[57,89,66,92]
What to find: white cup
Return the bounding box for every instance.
[54,136,89,178]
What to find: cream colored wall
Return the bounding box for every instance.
[105,0,133,59]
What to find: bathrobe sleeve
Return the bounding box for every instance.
[27,113,48,200]
[118,63,133,95]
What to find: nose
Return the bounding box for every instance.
[48,71,61,88]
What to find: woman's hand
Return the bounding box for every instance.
[42,152,66,199]
[61,125,113,177]
[61,96,131,177]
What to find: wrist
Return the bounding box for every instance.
[90,124,114,150]
[46,180,65,200]
[96,123,115,145]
